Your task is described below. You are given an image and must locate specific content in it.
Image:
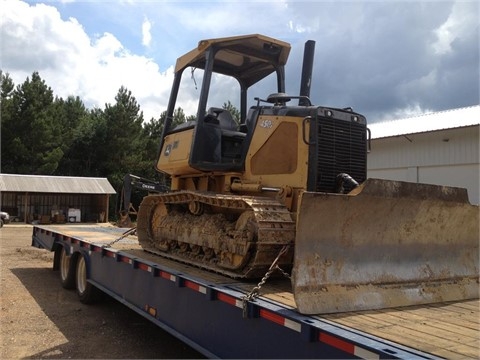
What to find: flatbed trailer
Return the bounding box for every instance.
[32,224,479,359]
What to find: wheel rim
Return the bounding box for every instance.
[60,247,70,281]
[76,256,87,294]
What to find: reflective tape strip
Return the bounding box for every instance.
[354,346,379,359]
[284,318,302,332]
[120,256,132,264]
[104,250,115,258]
[319,333,379,359]
[160,271,176,282]
[260,309,301,332]
[320,333,354,354]
[185,280,207,294]
[217,293,243,308]
[137,262,151,272]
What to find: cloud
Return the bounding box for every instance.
[1,0,478,124]
[283,1,479,121]
[1,0,172,120]
[432,1,477,55]
[141,16,152,48]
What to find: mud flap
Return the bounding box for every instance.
[292,178,479,314]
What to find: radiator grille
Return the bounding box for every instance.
[315,116,367,193]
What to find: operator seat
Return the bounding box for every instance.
[205,107,245,166]
[207,107,238,131]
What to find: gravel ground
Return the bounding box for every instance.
[0,224,203,359]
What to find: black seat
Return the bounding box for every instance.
[207,108,238,131]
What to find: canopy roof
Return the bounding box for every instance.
[0,174,116,194]
[175,34,291,88]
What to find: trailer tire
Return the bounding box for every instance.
[59,246,76,289]
[75,254,101,304]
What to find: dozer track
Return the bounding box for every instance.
[136,191,295,278]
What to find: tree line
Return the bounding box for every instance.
[0,70,198,216]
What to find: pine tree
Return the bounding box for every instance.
[1,72,63,174]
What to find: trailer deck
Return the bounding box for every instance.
[32,224,479,359]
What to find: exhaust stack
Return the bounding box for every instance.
[299,40,315,106]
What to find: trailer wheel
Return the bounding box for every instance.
[59,247,76,289]
[75,254,100,304]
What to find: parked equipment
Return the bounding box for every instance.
[118,174,168,227]
[136,34,479,314]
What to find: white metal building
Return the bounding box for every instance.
[367,105,479,205]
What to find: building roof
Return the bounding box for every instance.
[0,174,116,194]
[369,105,480,139]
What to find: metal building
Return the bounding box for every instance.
[367,105,479,204]
[0,174,116,223]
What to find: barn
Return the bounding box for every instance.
[0,174,116,223]
[367,105,479,204]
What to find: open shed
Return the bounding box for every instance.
[0,174,116,223]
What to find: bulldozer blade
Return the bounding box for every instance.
[292,178,479,315]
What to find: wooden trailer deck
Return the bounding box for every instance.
[38,224,479,359]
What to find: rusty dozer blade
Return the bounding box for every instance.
[292,178,479,315]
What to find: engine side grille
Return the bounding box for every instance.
[316,116,367,193]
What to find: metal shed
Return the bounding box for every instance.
[0,174,116,223]
[367,105,479,204]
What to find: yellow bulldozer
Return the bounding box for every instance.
[136,34,479,314]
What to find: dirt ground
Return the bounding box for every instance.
[0,224,203,359]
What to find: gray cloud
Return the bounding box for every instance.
[282,1,479,122]
[1,1,478,124]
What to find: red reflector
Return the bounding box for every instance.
[319,332,354,354]
[259,309,285,326]
[217,292,237,306]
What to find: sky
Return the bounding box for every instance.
[1,0,479,123]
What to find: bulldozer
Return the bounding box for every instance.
[136,34,479,314]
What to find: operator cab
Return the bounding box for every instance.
[157,34,291,174]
